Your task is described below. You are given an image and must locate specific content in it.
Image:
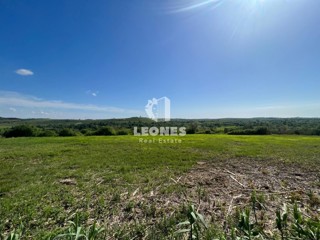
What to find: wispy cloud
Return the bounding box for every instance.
[0,91,142,119]
[9,107,17,112]
[86,90,99,97]
[15,69,34,76]
[165,0,223,13]
[174,103,320,118]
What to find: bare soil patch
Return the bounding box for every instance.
[108,158,320,232]
[173,158,320,228]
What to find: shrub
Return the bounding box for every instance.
[3,125,39,138]
[186,123,199,134]
[59,128,78,137]
[228,127,270,135]
[38,129,57,137]
[94,126,116,136]
[80,128,95,136]
[0,129,4,137]
[117,128,130,135]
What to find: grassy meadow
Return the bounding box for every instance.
[0,134,320,239]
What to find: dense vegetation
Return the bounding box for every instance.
[1,117,320,138]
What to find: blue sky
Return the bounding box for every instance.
[0,0,319,119]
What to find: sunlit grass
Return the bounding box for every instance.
[0,134,319,238]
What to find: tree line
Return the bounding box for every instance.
[0,117,320,138]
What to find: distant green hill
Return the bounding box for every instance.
[0,117,320,137]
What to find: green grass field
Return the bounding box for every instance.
[1,135,320,239]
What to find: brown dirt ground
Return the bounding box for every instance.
[106,158,320,234]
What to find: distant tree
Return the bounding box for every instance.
[313,128,320,136]
[255,127,269,135]
[94,126,116,136]
[38,129,57,137]
[80,128,94,136]
[278,125,288,134]
[0,129,4,137]
[186,122,199,134]
[117,128,130,135]
[3,125,39,138]
[59,128,77,137]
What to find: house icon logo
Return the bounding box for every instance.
[145,97,171,122]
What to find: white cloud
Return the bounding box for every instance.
[15,69,34,76]
[86,90,98,97]
[166,0,221,13]
[0,91,142,119]
[9,107,17,112]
